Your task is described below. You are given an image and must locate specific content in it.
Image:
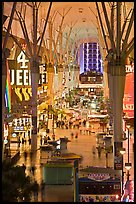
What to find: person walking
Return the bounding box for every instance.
[28,137,31,145]
[75,132,78,139]
[22,163,26,173]
[41,180,45,201]
[30,151,33,163]
[24,150,27,163]
[40,136,43,146]
[31,165,36,177]
[22,137,24,145]
[32,180,39,202]
[18,137,21,148]
[97,145,102,158]
[92,145,96,156]
[44,136,48,144]
[71,132,74,139]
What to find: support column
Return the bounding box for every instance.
[107,63,114,126]
[103,60,109,99]
[70,65,75,90]
[30,59,39,151]
[58,64,63,98]
[65,65,69,89]
[109,64,126,170]
[74,65,80,88]
[47,63,54,132]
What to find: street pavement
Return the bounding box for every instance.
[16,125,134,202]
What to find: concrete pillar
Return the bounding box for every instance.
[47,63,54,132]
[58,64,63,98]
[107,64,114,126]
[70,65,75,90]
[65,65,69,89]
[74,65,80,88]
[30,60,39,151]
[103,61,109,99]
[108,64,126,170]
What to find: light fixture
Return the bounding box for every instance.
[120,148,126,155]
[125,162,132,171]
[126,124,130,129]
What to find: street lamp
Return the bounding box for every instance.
[126,125,130,160]
[120,147,126,196]
[125,162,132,181]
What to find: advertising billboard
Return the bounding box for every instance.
[123,64,134,118]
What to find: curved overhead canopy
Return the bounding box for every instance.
[3,2,134,60]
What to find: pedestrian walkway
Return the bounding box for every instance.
[15,126,134,202]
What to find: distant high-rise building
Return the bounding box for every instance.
[80,42,103,74]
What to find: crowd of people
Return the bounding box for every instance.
[56,118,87,130]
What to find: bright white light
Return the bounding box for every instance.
[115,195,119,199]
[56,145,60,150]
[125,162,132,170]
[57,140,60,145]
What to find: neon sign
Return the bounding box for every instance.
[88,173,110,181]
[125,63,134,73]
[9,45,47,86]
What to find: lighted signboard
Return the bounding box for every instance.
[4,124,8,137]
[123,63,134,118]
[13,126,26,132]
[9,44,47,87]
[87,173,110,181]
[79,194,120,202]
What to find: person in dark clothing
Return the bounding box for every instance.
[75,132,78,139]
[30,151,33,162]
[71,132,74,139]
[97,146,102,158]
[22,163,26,173]
[24,138,26,145]
[61,120,65,129]
[31,165,36,176]
[44,137,48,144]
[69,121,72,129]
[32,180,39,202]
[40,137,43,145]
[22,138,24,144]
[47,136,51,140]
[28,137,31,145]
[41,180,45,201]
[92,146,96,156]
[83,120,86,127]
[24,150,27,162]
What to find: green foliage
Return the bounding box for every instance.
[2,160,34,202]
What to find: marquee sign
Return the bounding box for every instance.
[9,44,47,87]
[88,173,110,181]
[125,63,134,73]
[123,65,134,118]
